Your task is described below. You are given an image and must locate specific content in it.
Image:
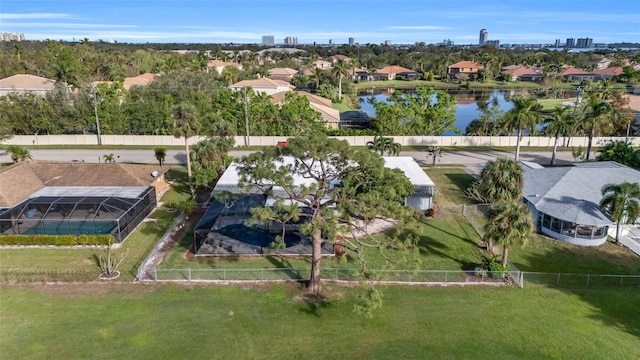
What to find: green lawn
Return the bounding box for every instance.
[424,167,476,205]
[1,283,638,360]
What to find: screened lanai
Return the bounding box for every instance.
[0,186,156,243]
[194,194,331,256]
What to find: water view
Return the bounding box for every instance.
[357,89,516,135]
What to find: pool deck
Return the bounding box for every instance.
[619,225,640,257]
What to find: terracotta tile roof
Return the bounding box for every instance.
[448,61,482,69]
[376,66,415,74]
[0,161,167,207]
[268,68,298,76]
[561,66,592,76]
[0,74,57,91]
[269,91,339,122]
[507,67,540,76]
[207,60,241,68]
[230,78,291,88]
[592,67,623,76]
[330,55,351,61]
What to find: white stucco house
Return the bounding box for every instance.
[522,161,640,246]
[212,156,437,211]
[228,78,293,96]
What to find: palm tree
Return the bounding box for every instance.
[600,182,640,243]
[5,145,32,163]
[544,106,574,165]
[331,59,350,101]
[467,157,523,204]
[501,97,541,161]
[103,153,115,163]
[172,102,201,195]
[311,67,323,90]
[154,147,166,167]
[484,201,534,266]
[366,136,400,156]
[580,91,616,160]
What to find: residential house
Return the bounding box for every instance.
[522,161,640,246]
[560,66,595,82]
[374,66,418,81]
[447,61,482,81]
[592,67,624,80]
[267,67,298,82]
[582,57,611,70]
[503,66,543,82]
[311,60,332,69]
[270,91,340,129]
[207,60,243,74]
[329,55,351,63]
[0,74,58,96]
[350,67,373,82]
[228,78,293,96]
[0,161,168,242]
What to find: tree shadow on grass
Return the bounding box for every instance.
[515,244,640,338]
[444,173,476,194]
[297,293,336,317]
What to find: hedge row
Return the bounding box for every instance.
[0,234,115,246]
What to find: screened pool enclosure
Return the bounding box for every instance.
[194,194,333,256]
[0,186,156,243]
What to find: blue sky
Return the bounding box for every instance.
[1,0,638,44]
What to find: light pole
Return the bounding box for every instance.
[91,86,102,145]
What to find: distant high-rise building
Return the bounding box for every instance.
[486,39,500,48]
[555,39,561,48]
[576,38,593,48]
[479,29,488,45]
[0,32,25,41]
[261,35,275,46]
[566,38,575,48]
[284,36,298,45]
[329,39,333,46]
[348,37,355,46]
[442,39,454,46]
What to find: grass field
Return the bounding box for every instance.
[1,283,638,360]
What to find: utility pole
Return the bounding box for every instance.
[92,86,102,145]
[243,86,250,146]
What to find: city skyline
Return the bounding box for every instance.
[1,0,638,44]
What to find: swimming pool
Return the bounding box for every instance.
[219,224,301,248]
[22,221,116,236]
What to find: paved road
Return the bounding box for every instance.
[0,148,580,175]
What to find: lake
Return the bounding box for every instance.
[357,89,516,135]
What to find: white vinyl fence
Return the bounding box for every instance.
[2,134,635,148]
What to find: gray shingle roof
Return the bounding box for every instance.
[523,162,640,226]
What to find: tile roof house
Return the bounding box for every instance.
[311,60,332,69]
[447,61,482,81]
[270,91,340,128]
[207,60,243,74]
[592,67,624,80]
[522,161,640,246]
[502,66,544,82]
[228,78,293,96]
[374,66,418,81]
[582,57,611,70]
[267,67,299,82]
[0,160,169,208]
[560,66,595,81]
[0,74,58,96]
[329,55,352,63]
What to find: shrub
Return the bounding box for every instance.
[488,260,509,279]
[0,234,114,246]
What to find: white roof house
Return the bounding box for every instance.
[213,156,436,211]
